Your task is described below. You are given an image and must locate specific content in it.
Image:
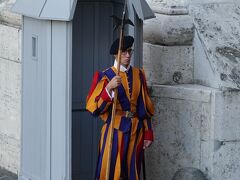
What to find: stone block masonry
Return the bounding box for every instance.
[0,0,21,175]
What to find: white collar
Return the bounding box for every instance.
[114,60,131,72]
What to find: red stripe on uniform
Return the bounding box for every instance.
[87,72,100,101]
[144,130,154,141]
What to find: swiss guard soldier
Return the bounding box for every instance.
[86,35,154,180]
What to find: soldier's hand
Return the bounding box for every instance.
[143,140,152,149]
[106,76,122,91]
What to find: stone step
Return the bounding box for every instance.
[143,43,194,85]
[147,84,240,180]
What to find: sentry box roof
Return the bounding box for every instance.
[12,0,155,21]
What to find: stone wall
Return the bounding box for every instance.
[144,0,240,180]
[190,1,240,89]
[0,0,21,174]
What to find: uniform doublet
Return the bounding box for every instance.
[86,65,154,180]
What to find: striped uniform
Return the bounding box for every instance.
[86,66,154,180]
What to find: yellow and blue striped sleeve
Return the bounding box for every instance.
[86,71,112,118]
[140,69,155,141]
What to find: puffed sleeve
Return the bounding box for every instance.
[140,69,155,141]
[86,71,112,118]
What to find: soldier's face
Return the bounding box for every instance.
[115,48,133,68]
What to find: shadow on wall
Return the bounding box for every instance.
[0,167,17,180]
[172,167,208,180]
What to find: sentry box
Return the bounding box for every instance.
[12,0,154,179]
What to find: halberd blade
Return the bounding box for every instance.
[110,15,134,31]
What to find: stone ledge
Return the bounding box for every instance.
[143,13,194,45]
[147,0,189,15]
[151,84,218,103]
[0,0,22,28]
[151,6,188,15]
[143,43,194,85]
[147,83,213,180]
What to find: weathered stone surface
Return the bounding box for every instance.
[213,143,240,180]
[146,84,213,180]
[0,134,20,174]
[145,84,240,180]
[190,2,240,89]
[146,0,189,14]
[0,0,21,175]
[146,0,236,10]
[214,90,240,140]
[143,1,240,180]
[151,84,213,102]
[143,13,194,45]
[193,32,221,88]
[172,167,207,180]
[0,57,21,174]
[0,0,21,27]
[0,24,21,62]
[190,0,235,4]
[0,57,21,138]
[143,43,194,85]
[200,140,214,179]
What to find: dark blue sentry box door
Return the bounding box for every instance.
[72,1,123,179]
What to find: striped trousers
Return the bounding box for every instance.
[95,120,144,180]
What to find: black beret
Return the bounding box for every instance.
[110,36,134,55]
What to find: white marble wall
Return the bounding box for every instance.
[145,0,240,89]
[143,43,193,85]
[146,85,240,180]
[143,0,240,179]
[146,85,214,180]
[191,2,240,89]
[0,0,21,27]
[0,0,21,174]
